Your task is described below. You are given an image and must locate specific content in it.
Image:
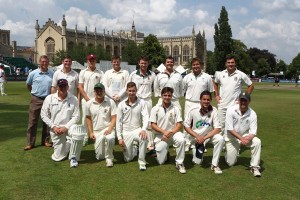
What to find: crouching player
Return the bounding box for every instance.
[150,87,186,174]
[184,90,224,174]
[41,79,83,167]
[116,82,149,171]
[86,83,117,167]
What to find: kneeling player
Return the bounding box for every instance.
[184,90,224,174]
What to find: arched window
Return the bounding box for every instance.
[45,38,55,62]
[164,46,170,56]
[106,45,111,55]
[68,42,74,51]
[173,45,179,63]
[183,45,190,63]
[114,46,119,56]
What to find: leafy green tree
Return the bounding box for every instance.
[122,40,142,65]
[247,47,276,72]
[286,53,300,79]
[256,58,270,76]
[52,50,68,66]
[214,6,233,71]
[205,50,216,75]
[69,43,86,64]
[275,59,288,74]
[232,40,254,75]
[139,34,166,68]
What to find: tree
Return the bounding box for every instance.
[214,6,233,71]
[247,47,276,73]
[232,40,254,75]
[205,50,216,75]
[122,40,142,65]
[139,34,166,68]
[256,58,270,77]
[275,59,288,74]
[52,50,68,66]
[286,53,300,79]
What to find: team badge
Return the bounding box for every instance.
[169,112,173,118]
[234,77,238,81]
[104,108,108,113]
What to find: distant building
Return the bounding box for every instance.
[34,15,206,67]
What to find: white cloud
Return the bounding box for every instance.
[194,10,208,21]
[230,7,248,15]
[179,9,190,18]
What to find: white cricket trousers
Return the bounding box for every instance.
[81,99,89,142]
[94,128,115,162]
[142,97,154,148]
[122,128,148,165]
[0,82,5,95]
[183,100,199,147]
[50,125,85,162]
[225,135,261,168]
[217,108,227,135]
[191,134,224,166]
[154,132,185,165]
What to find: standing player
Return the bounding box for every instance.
[24,55,53,150]
[86,83,117,167]
[214,55,254,135]
[150,87,186,174]
[0,64,7,96]
[128,56,156,151]
[224,92,262,177]
[116,82,149,171]
[182,58,214,151]
[102,55,129,104]
[78,54,103,146]
[51,55,79,98]
[153,56,183,110]
[184,90,224,174]
[41,79,82,167]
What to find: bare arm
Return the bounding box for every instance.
[213,82,221,103]
[247,83,254,94]
[86,115,95,140]
[78,83,90,101]
[27,84,32,92]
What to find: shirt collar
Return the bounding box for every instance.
[136,69,151,77]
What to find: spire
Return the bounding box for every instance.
[192,25,195,35]
[62,14,67,27]
[132,20,135,30]
[202,29,205,38]
[94,27,97,35]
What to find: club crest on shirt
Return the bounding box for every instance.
[234,77,238,81]
[104,108,108,113]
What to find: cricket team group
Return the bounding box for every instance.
[23,53,262,177]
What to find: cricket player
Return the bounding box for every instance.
[78,54,103,146]
[102,55,129,104]
[153,56,183,110]
[128,56,156,152]
[51,55,79,98]
[41,79,83,168]
[116,82,149,171]
[214,55,254,135]
[0,64,7,96]
[184,90,224,174]
[182,58,214,151]
[150,87,186,174]
[86,83,117,167]
[225,92,262,177]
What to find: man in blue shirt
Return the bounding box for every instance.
[24,55,54,150]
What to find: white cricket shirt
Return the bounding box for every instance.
[79,68,103,99]
[52,69,79,95]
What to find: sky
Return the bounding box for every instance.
[0,0,299,64]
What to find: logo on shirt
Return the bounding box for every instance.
[234,77,238,81]
[195,120,211,128]
[104,108,108,113]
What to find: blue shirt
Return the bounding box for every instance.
[26,68,53,97]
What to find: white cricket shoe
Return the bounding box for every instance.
[176,163,186,174]
[106,160,114,168]
[70,157,78,168]
[250,167,261,177]
[139,164,146,171]
[211,165,223,174]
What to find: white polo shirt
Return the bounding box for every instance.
[86,97,117,131]
[102,69,129,99]
[41,92,79,130]
[52,69,79,95]
[128,69,156,99]
[116,98,149,139]
[79,68,103,99]
[214,69,252,109]
[182,71,214,102]
[224,104,257,141]
[154,71,183,100]
[184,105,220,136]
[150,103,182,131]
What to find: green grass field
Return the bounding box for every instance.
[0,82,299,200]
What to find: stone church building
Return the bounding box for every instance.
[34,15,207,66]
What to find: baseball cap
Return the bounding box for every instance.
[94,83,105,90]
[195,143,205,159]
[57,79,68,86]
[87,54,97,60]
[239,92,251,101]
[0,64,4,68]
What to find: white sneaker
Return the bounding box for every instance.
[176,163,186,174]
[70,157,78,168]
[139,164,146,171]
[250,167,261,177]
[211,165,223,174]
[106,160,113,168]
